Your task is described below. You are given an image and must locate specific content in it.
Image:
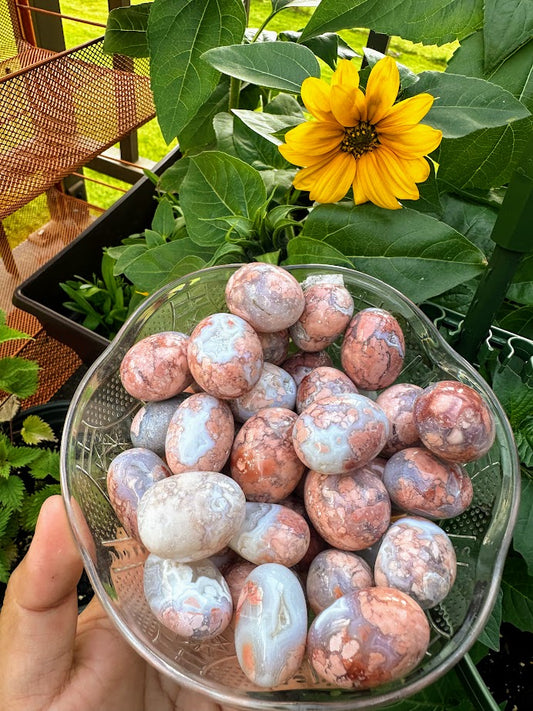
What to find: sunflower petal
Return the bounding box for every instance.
[379,123,443,159]
[400,156,431,183]
[294,151,356,203]
[352,163,369,205]
[279,142,335,168]
[301,77,335,122]
[331,84,367,126]
[332,59,360,89]
[356,152,402,210]
[365,56,400,125]
[373,146,420,200]
[284,121,344,155]
[377,93,435,132]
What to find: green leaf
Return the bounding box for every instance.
[437,118,532,191]
[484,0,533,74]
[299,0,483,45]
[0,357,39,399]
[0,395,20,424]
[147,0,246,142]
[440,193,497,256]
[177,77,230,153]
[231,109,303,146]
[513,472,533,576]
[103,3,151,57]
[0,476,24,512]
[0,324,31,345]
[299,203,486,303]
[233,113,291,170]
[151,198,175,238]
[501,554,533,632]
[124,248,206,293]
[279,30,358,71]
[158,158,190,194]
[27,449,60,481]
[447,33,533,111]
[20,415,57,446]
[286,236,353,267]
[492,364,533,467]
[404,72,531,139]
[180,151,267,246]
[201,41,320,93]
[498,306,533,339]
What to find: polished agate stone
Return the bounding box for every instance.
[304,469,391,550]
[130,396,187,457]
[307,586,430,689]
[187,313,263,399]
[137,471,246,561]
[120,331,192,401]
[383,447,473,519]
[234,563,307,687]
[229,363,297,422]
[144,555,232,639]
[229,502,310,567]
[414,380,495,462]
[225,262,305,332]
[289,279,354,352]
[165,393,234,474]
[374,516,457,609]
[107,447,170,540]
[306,549,374,613]
[223,560,257,607]
[296,366,358,414]
[341,308,405,390]
[257,328,289,365]
[281,349,333,387]
[376,382,423,455]
[230,407,305,502]
[292,393,391,474]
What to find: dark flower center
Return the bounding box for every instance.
[340,121,379,157]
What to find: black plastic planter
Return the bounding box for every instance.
[12,146,181,365]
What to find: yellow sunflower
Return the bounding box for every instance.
[279,57,443,210]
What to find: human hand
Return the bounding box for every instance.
[0,495,227,711]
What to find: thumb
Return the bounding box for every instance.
[0,495,84,707]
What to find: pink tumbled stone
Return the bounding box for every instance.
[281,349,333,387]
[296,366,358,413]
[304,469,391,551]
[413,380,495,462]
[307,586,430,689]
[341,308,405,390]
[225,262,305,332]
[289,279,354,352]
[376,382,423,455]
[120,331,191,401]
[187,312,263,399]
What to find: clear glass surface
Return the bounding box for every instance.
[61,264,520,710]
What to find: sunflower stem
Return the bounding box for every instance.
[228,77,241,111]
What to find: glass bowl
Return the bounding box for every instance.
[61,264,520,710]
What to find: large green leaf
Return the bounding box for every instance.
[498,306,533,339]
[231,109,303,146]
[103,3,151,57]
[125,251,206,293]
[298,203,486,303]
[300,0,483,45]
[437,119,532,191]
[501,554,533,632]
[447,33,533,110]
[492,365,533,468]
[405,72,530,138]
[180,151,267,246]
[484,0,533,74]
[147,0,246,143]
[177,77,230,154]
[201,42,320,93]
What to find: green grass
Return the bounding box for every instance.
[8,1,453,246]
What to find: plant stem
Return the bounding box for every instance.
[228,76,241,110]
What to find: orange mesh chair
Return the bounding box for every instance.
[0,0,155,275]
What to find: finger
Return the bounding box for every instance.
[0,495,83,706]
